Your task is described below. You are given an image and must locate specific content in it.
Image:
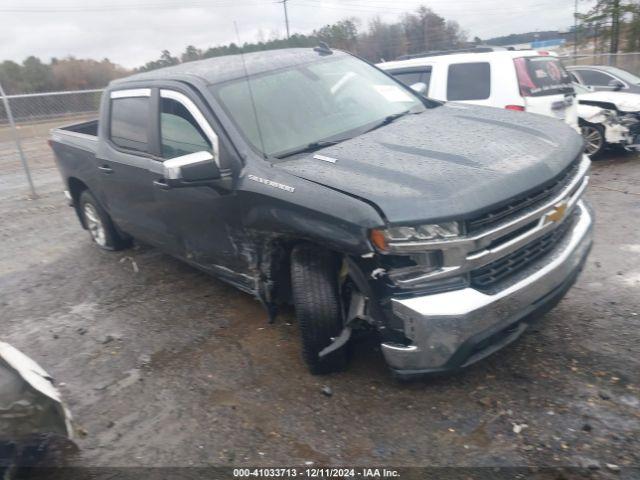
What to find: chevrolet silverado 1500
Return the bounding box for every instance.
[50,48,593,377]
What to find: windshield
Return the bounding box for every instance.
[210,55,424,157]
[606,66,640,85]
[514,56,573,97]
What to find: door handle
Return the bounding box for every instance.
[153,179,171,190]
[98,165,114,174]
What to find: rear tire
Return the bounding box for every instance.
[290,244,349,374]
[79,190,131,251]
[581,123,605,157]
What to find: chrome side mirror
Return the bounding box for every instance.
[410,82,427,94]
[163,151,221,185]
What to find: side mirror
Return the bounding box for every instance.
[410,82,427,95]
[163,151,221,187]
[608,79,624,91]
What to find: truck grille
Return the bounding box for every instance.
[470,213,576,290]
[467,157,581,233]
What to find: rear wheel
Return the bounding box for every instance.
[79,190,131,251]
[581,123,605,157]
[290,244,349,374]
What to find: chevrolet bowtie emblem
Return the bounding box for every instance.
[547,201,568,223]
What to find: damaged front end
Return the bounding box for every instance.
[579,105,640,151]
[618,112,640,150]
[350,156,593,376]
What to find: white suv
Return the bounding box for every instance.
[378,50,579,132]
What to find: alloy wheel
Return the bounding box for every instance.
[83,203,107,247]
[581,126,604,156]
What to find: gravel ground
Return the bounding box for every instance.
[0,132,639,474]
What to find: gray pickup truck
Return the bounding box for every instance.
[50,47,593,377]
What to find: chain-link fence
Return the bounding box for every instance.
[0,87,103,197]
[561,53,640,76]
[0,88,103,127]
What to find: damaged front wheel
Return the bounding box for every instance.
[581,123,605,157]
[290,244,349,374]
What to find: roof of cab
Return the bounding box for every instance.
[377,50,556,70]
[112,48,346,87]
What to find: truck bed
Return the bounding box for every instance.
[58,119,99,137]
[51,119,99,154]
[50,119,100,194]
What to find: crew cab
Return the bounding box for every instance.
[377,50,580,131]
[50,48,594,378]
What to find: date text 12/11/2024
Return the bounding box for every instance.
[233,468,401,478]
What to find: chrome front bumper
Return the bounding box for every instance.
[381,200,593,375]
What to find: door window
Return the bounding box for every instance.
[110,97,150,153]
[575,69,616,86]
[447,62,490,101]
[160,97,212,159]
[393,71,423,86]
[391,68,432,91]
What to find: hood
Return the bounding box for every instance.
[577,90,640,113]
[275,103,583,225]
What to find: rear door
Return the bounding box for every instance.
[514,56,578,129]
[95,88,171,245]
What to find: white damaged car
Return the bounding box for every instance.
[574,82,640,156]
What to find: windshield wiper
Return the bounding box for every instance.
[274,109,421,159]
[363,110,414,134]
[275,140,343,159]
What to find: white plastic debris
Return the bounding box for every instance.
[512,423,528,434]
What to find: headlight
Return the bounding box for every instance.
[370,221,460,252]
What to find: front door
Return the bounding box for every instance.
[149,88,247,282]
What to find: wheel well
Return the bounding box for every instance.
[578,118,604,130]
[260,239,342,307]
[67,177,89,228]
[68,177,88,204]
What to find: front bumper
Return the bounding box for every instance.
[381,200,593,376]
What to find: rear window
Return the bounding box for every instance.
[110,97,149,153]
[514,57,573,97]
[447,62,490,101]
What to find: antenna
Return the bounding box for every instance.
[234,21,268,159]
[314,41,333,56]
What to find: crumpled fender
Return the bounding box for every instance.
[577,104,609,124]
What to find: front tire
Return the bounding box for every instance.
[581,123,605,157]
[290,244,349,374]
[79,190,131,251]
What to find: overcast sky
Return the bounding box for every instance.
[1,0,585,68]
